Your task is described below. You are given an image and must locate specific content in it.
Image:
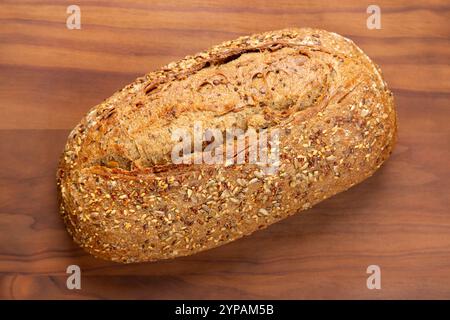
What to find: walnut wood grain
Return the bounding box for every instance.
[0,0,449,299]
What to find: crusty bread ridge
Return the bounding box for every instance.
[57,28,397,263]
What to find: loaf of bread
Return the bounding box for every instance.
[57,28,397,263]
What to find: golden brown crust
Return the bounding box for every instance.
[57,28,397,263]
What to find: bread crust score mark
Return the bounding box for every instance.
[57,28,397,263]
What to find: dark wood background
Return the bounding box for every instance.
[0,0,449,299]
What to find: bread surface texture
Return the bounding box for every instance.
[57,28,397,263]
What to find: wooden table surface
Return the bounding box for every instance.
[0,0,449,299]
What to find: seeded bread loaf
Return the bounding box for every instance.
[57,28,397,263]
